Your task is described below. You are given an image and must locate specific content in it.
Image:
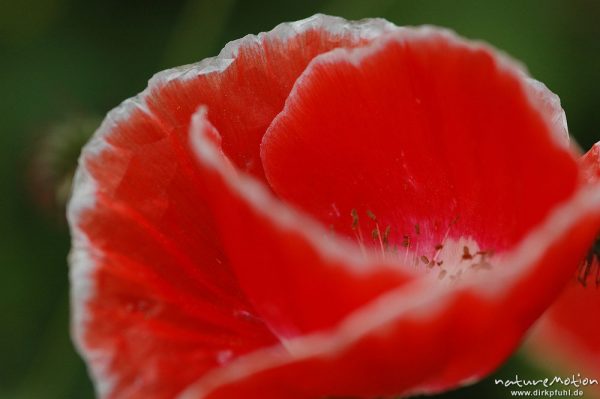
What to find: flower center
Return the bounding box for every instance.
[348,208,496,283]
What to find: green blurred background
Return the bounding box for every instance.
[1,0,598,398]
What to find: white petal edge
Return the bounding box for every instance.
[261,25,571,164]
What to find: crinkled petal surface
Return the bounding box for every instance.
[526,143,600,398]
[68,14,600,399]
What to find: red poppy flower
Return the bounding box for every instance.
[526,143,600,397]
[67,14,600,399]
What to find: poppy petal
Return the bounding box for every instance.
[261,29,579,254]
[526,142,600,397]
[190,108,416,338]
[187,101,600,398]
[528,279,600,399]
[68,103,279,399]
[68,14,397,399]
[143,14,395,180]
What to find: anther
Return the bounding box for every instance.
[371,228,379,241]
[351,208,359,230]
[383,225,391,248]
[366,209,377,221]
[577,235,600,288]
[462,246,473,260]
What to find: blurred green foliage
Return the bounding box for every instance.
[0,0,598,398]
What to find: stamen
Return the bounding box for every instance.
[577,235,600,288]
[349,208,367,258]
[351,208,359,230]
[366,209,377,221]
[462,246,473,260]
[345,210,496,282]
[450,215,460,226]
[371,228,379,241]
[471,250,492,271]
[439,215,460,250]
[383,225,391,249]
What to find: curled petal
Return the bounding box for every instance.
[68,14,396,398]
[190,108,416,338]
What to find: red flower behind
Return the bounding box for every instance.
[68,15,600,399]
[526,143,600,398]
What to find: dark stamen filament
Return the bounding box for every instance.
[577,235,600,288]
